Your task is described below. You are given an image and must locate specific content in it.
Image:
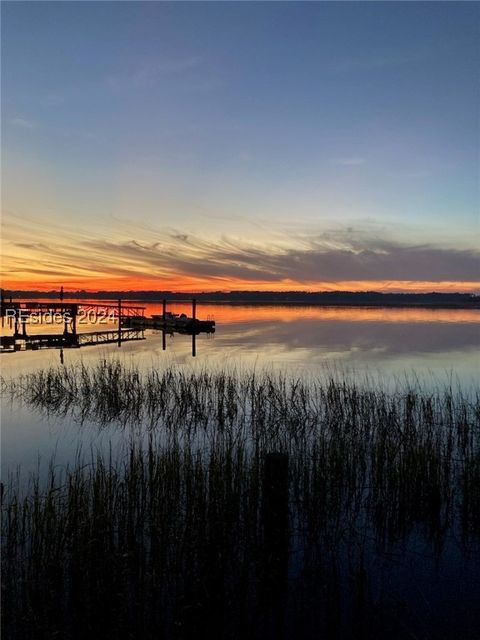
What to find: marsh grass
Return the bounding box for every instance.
[2,362,480,639]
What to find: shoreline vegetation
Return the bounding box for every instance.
[3,290,480,308]
[2,362,480,639]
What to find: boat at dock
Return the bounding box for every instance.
[125,312,215,333]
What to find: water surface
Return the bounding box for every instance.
[1,302,479,639]
[2,302,478,474]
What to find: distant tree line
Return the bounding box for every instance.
[2,289,479,308]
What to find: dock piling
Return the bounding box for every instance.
[71,308,77,336]
[117,298,122,347]
[191,332,196,357]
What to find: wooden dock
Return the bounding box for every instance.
[0,328,145,353]
[0,295,214,356]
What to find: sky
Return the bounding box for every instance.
[1,1,479,292]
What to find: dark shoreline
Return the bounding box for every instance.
[3,290,480,309]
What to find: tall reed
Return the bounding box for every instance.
[2,362,479,639]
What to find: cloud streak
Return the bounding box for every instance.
[2,215,479,291]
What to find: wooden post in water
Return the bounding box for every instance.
[60,287,65,339]
[63,305,69,335]
[14,311,19,338]
[261,451,289,633]
[117,298,122,347]
[71,306,77,337]
[191,332,196,357]
[8,297,13,331]
[162,299,167,350]
[192,298,197,357]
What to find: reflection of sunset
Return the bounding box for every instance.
[17,300,476,326]
[161,304,480,325]
[3,298,478,331]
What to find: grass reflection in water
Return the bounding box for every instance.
[2,361,479,639]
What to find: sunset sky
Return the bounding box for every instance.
[2,1,479,292]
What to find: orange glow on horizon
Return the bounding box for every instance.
[1,276,479,294]
[140,303,480,325]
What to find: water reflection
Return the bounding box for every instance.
[145,303,479,385]
[2,306,479,640]
[2,364,479,639]
[220,317,479,355]
[1,303,478,386]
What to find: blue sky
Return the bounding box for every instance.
[2,1,479,291]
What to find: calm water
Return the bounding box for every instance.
[1,302,479,475]
[2,302,480,639]
[2,301,479,376]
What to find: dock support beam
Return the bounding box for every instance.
[63,309,69,335]
[71,308,77,336]
[117,299,122,347]
[162,300,167,350]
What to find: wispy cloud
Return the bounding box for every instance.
[2,214,479,290]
